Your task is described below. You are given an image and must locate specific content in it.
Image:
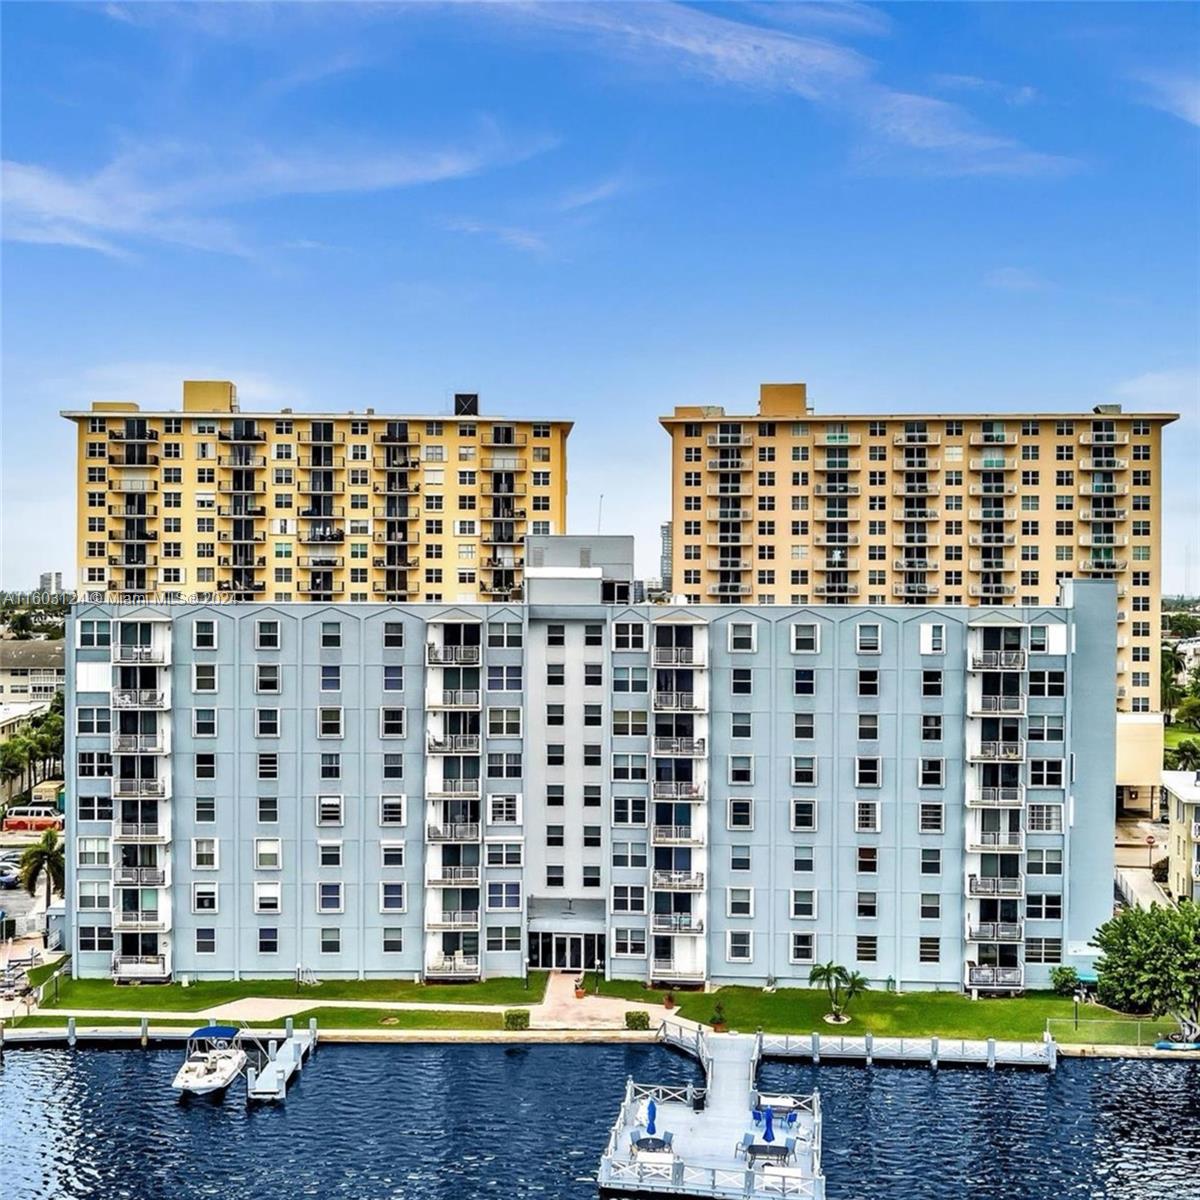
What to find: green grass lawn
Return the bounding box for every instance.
[38,972,547,1013]
[1164,724,1198,750]
[10,1007,503,1032]
[25,958,67,988]
[597,980,1149,1042]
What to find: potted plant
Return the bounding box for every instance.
[663,991,676,1011]
[711,1002,727,1033]
[574,975,587,999]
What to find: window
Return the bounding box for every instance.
[316,794,344,827]
[614,928,647,957]
[488,707,522,737]
[793,713,814,740]
[919,758,944,787]
[195,929,216,955]
[77,880,110,910]
[613,710,648,737]
[856,936,877,963]
[78,925,115,953]
[320,665,341,692]
[77,837,110,867]
[857,847,878,874]
[612,885,646,913]
[256,620,280,650]
[379,882,406,913]
[791,889,816,919]
[855,758,881,787]
[855,802,879,833]
[489,794,520,824]
[320,621,341,648]
[794,669,814,696]
[487,621,523,647]
[76,707,112,735]
[318,708,343,738]
[193,708,217,737]
[613,796,646,825]
[317,882,344,913]
[1028,849,1063,875]
[791,800,816,832]
[921,670,942,697]
[1027,893,1062,919]
[921,848,941,875]
[613,622,645,650]
[856,891,877,919]
[380,707,406,738]
[486,926,522,952]
[383,622,405,648]
[728,798,754,829]
[919,937,940,964]
[320,928,341,955]
[250,837,281,871]
[1027,804,1064,833]
[379,794,406,825]
[856,624,881,653]
[920,893,941,919]
[919,803,944,833]
[726,931,753,962]
[790,932,815,964]
[256,664,280,693]
[792,623,819,653]
[727,888,754,917]
[612,753,647,780]
[728,623,757,652]
[192,883,219,914]
[193,619,217,649]
[1026,938,1062,964]
[613,666,648,693]
[191,838,218,870]
[729,755,754,784]
[1030,760,1065,788]
[488,665,523,691]
[192,663,217,692]
[1029,670,1066,697]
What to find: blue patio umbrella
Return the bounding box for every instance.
[763,1105,775,1143]
[646,1098,657,1136]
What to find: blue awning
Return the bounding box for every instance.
[189,1025,239,1040]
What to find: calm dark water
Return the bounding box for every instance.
[2,1045,1198,1200]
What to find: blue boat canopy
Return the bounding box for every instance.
[189,1025,240,1040]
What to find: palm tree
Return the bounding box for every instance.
[839,970,870,1019]
[0,739,26,802]
[1175,739,1200,773]
[1162,643,1185,678]
[810,961,871,1021]
[20,829,64,909]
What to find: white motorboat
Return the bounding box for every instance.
[171,1025,247,1096]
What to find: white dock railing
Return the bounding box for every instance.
[758,1031,1055,1069]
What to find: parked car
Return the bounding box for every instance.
[0,867,20,890]
[1,806,63,832]
[0,849,23,865]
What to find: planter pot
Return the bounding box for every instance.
[575,988,586,999]
[822,1013,850,1025]
[664,1001,675,1011]
[712,1023,727,1033]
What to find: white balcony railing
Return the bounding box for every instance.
[112,955,170,980]
[425,909,481,930]
[968,786,1025,808]
[967,922,1024,943]
[967,875,1024,897]
[651,781,705,800]
[651,869,705,890]
[969,741,1026,762]
[111,778,167,798]
[650,914,705,934]
[652,736,706,757]
[426,644,481,666]
[966,965,1024,989]
[112,689,167,709]
[651,825,705,846]
[652,647,704,667]
[970,650,1026,670]
[425,954,480,977]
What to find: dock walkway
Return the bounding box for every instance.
[245,1018,317,1102]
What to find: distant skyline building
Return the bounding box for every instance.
[660,382,1178,815]
[660,521,673,592]
[62,381,572,606]
[38,571,63,594]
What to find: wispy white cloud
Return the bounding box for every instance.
[2,126,557,257]
[52,361,306,410]
[440,216,549,254]
[260,49,370,97]
[557,173,630,212]
[1115,366,1199,409]
[983,266,1050,292]
[1131,72,1200,127]
[932,73,1039,107]
[735,2,894,40]
[495,2,1076,177]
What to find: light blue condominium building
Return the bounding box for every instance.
[64,559,1116,993]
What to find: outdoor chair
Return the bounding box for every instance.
[735,1133,754,1159]
[784,1136,797,1163]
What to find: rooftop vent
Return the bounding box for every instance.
[1092,404,1122,415]
[454,393,480,417]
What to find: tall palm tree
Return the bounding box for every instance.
[1162,644,1185,678]
[839,970,870,1018]
[20,829,64,909]
[1175,739,1200,773]
[809,960,847,1015]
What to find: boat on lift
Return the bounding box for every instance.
[171,1025,247,1096]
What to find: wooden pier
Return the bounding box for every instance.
[245,1017,318,1102]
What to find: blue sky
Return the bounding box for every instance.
[2,1,1197,589]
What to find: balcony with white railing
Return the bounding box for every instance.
[425,864,481,887]
[111,731,169,754]
[894,431,941,446]
[967,693,1026,716]
[652,781,706,801]
[969,432,1018,446]
[426,734,481,755]
[706,433,752,448]
[425,821,482,843]
[969,649,1026,671]
[426,643,481,666]
[425,908,481,931]
[650,956,706,982]
[1079,557,1128,574]
[966,784,1025,808]
[893,457,941,472]
[112,688,169,709]
[969,457,1017,471]
[112,864,168,887]
[814,482,861,497]
[706,557,751,572]
[650,914,705,934]
[965,828,1025,853]
[653,691,706,713]
[966,965,1024,989]
[1080,457,1129,472]
[706,582,752,598]
[1080,508,1128,523]
[112,905,170,932]
[651,824,705,846]
[652,736,707,757]
[426,688,482,710]
[968,483,1018,497]
[706,532,751,547]
[893,583,939,598]
[969,583,1018,598]
[969,508,1017,522]
[424,953,481,978]
[706,506,750,521]
[1192,860,1200,882]
[425,777,481,800]
[813,457,861,473]
[112,954,171,982]
[111,642,171,665]
[652,646,707,667]
[652,869,705,891]
[1079,430,1129,446]
[813,533,861,548]
[706,457,750,471]
[967,740,1026,763]
[112,817,170,843]
[969,558,1016,573]
[1080,533,1130,548]
[111,777,168,799]
[969,532,1017,547]
[966,921,1024,943]
[966,875,1025,897]
[892,482,941,497]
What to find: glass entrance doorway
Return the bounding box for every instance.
[528,932,605,971]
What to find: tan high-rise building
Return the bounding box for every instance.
[64,381,571,605]
[661,383,1177,808]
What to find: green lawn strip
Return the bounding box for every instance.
[1164,724,1197,750]
[606,984,1145,1042]
[11,1008,503,1032]
[38,972,546,1013]
[26,958,68,989]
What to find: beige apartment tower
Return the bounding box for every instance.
[661,383,1177,808]
[64,381,571,605]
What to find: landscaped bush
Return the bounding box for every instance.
[1049,966,1079,996]
[624,1010,651,1030]
[503,1008,530,1030]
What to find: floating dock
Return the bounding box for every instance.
[245,1017,318,1102]
[598,1021,1059,1198]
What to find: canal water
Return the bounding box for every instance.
[2,1044,1197,1199]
